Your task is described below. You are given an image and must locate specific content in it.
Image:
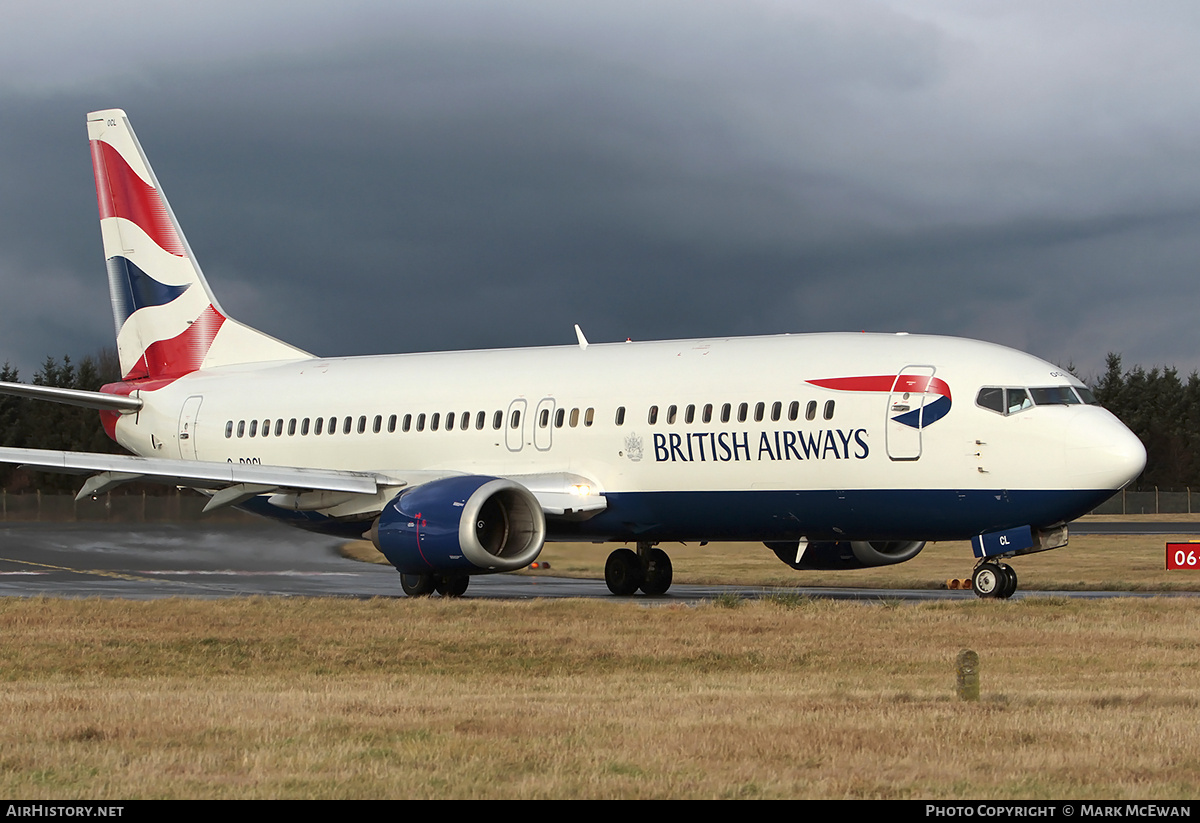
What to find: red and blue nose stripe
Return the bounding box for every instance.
[806,375,952,429]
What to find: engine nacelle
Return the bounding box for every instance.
[370,476,546,575]
[766,539,926,570]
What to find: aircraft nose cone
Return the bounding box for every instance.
[1065,410,1146,490]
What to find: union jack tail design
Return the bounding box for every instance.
[88,109,310,381]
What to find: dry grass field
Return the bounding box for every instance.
[2,522,1199,799]
[1,595,1199,799]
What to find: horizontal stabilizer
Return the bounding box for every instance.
[0,381,142,412]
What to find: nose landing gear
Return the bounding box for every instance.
[971,561,1017,599]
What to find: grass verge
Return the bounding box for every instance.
[1,596,1199,799]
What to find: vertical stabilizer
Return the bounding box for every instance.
[88,109,310,380]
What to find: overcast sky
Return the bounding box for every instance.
[2,1,1199,382]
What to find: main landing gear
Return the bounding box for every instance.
[399,572,470,598]
[971,561,1018,599]
[604,542,673,596]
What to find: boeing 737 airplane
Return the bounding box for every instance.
[0,110,1146,599]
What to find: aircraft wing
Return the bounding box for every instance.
[0,447,606,518]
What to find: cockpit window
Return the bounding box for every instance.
[976,387,1004,413]
[978,384,1098,416]
[1030,387,1081,406]
[1006,388,1032,414]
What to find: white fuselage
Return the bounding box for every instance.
[110,331,1145,542]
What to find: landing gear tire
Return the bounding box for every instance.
[973,562,1019,600]
[605,548,644,596]
[996,563,1018,599]
[400,573,437,597]
[436,574,470,598]
[640,548,673,596]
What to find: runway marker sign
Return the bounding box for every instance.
[1166,542,1200,570]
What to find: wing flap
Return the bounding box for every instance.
[0,448,608,519]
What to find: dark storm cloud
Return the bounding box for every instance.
[2,1,1200,380]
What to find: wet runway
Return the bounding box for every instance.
[0,522,1195,602]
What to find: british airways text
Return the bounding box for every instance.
[653,429,870,463]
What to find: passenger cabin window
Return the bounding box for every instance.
[648,406,658,425]
[585,408,594,426]
[788,401,799,421]
[615,406,626,426]
[225,421,233,439]
[806,401,817,421]
[823,400,835,420]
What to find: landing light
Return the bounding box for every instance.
[569,484,592,497]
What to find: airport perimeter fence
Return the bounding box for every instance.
[1091,488,1199,515]
[0,489,259,523]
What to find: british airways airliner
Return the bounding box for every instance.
[0,110,1146,599]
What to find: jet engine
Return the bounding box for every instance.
[766,539,925,570]
[370,475,546,575]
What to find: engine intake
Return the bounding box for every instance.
[766,539,925,570]
[370,476,546,575]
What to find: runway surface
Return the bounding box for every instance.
[0,522,1195,602]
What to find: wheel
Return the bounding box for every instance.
[639,548,673,595]
[436,574,470,597]
[400,573,436,597]
[996,564,1018,599]
[605,548,644,595]
[972,563,1003,599]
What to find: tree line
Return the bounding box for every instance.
[0,349,1194,493]
[0,351,123,492]
[1091,354,1200,490]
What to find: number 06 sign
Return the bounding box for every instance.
[1166,543,1200,570]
